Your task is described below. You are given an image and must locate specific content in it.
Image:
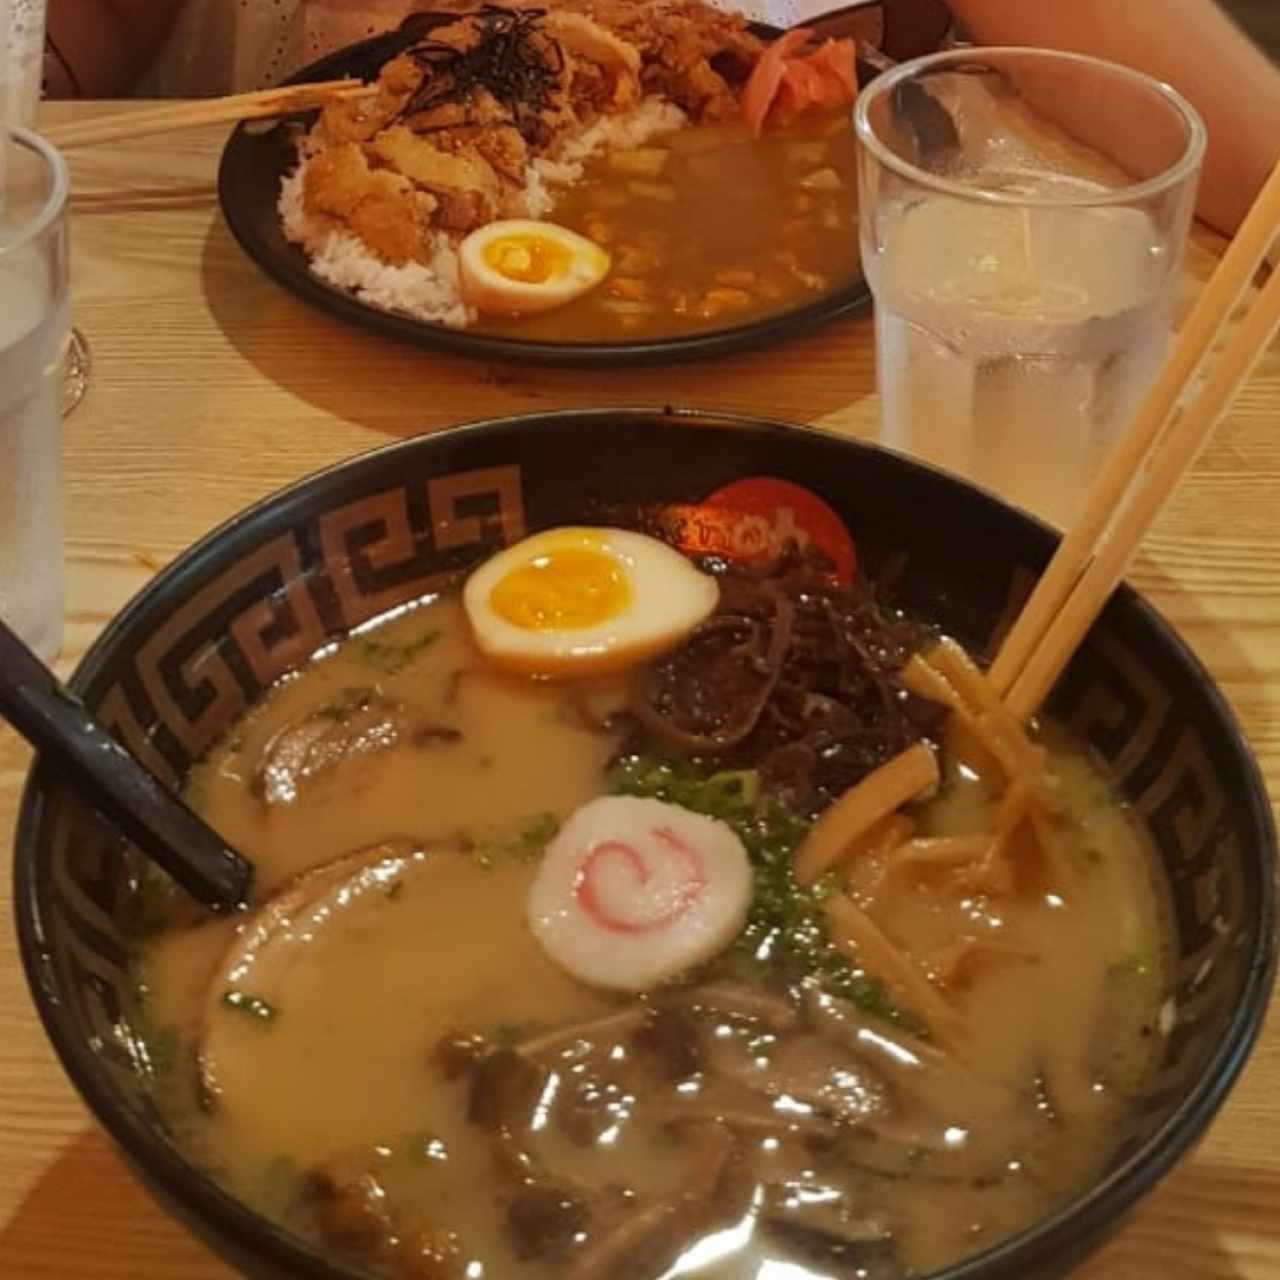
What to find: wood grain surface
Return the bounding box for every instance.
[0,102,1276,1279]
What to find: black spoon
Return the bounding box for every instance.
[0,618,254,911]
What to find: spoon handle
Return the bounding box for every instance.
[0,619,253,910]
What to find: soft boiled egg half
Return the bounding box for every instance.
[458,219,610,315]
[463,527,719,678]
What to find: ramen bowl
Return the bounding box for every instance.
[13,409,1276,1280]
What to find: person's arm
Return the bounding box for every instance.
[46,0,182,97]
[946,0,1280,235]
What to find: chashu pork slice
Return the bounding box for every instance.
[196,840,438,1108]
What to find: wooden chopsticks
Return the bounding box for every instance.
[993,158,1280,723]
[42,79,374,149]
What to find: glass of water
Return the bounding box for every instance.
[4,0,89,414]
[0,127,69,660]
[854,48,1205,527]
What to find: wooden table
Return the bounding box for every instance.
[1,103,1277,1279]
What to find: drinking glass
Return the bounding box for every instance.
[0,0,40,124]
[855,48,1205,527]
[3,0,89,415]
[0,127,69,660]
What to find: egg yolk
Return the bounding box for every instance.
[483,234,572,285]
[489,547,631,631]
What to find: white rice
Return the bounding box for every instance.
[278,98,687,329]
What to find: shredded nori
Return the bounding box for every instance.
[399,5,564,141]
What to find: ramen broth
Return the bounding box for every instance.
[136,595,1171,1279]
[479,111,861,341]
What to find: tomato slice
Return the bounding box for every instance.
[668,477,857,584]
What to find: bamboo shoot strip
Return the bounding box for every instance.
[825,893,962,1041]
[793,742,939,885]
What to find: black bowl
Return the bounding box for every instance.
[14,409,1277,1280]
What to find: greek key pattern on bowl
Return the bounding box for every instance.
[97,465,525,782]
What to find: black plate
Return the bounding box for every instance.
[217,15,876,366]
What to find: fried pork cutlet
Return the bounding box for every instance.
[319,54,425,145]
[417,15,486,55]
[545,8,640,76]
[560,0,763,121]
[447,121,529,187]
[297,1,764,263]
[397,6,566,143]
[544,9,642,115]
[371,126,505,232]
[404,92,530,185]
[303,142,437,265]
[404,88,511,134]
